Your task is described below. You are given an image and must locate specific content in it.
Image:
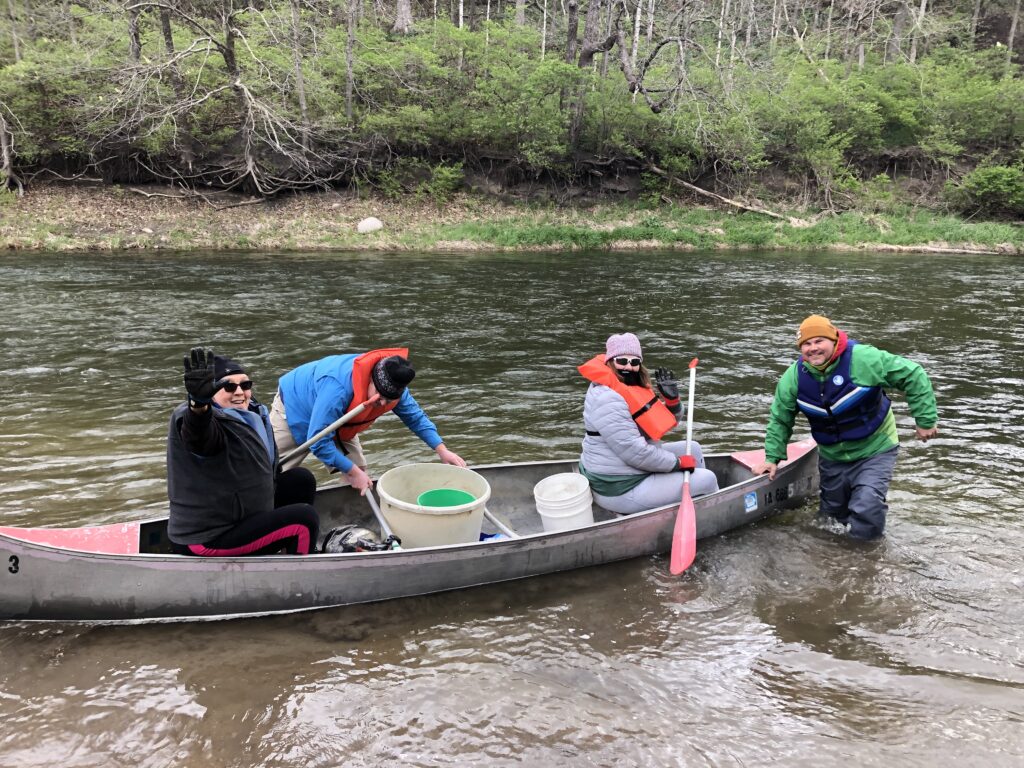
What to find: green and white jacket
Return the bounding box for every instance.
[764,342,937,465]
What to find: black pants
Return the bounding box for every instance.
[174,467,320,556]
[275,466,316,507]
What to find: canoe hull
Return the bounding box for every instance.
[0,443,817,622]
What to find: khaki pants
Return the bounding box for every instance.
[270,389,365,472]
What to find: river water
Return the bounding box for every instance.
[0,250,1021,767]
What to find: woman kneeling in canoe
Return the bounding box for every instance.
[166,348,320,556]
[578,333,719,515]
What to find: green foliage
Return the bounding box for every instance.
[420,162,464,203]
[0,2,1022,216]
[857,174,897,213]
[639,173,666,208]
[945,166,1024,218]
[373,158,465,202]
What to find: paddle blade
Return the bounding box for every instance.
[669,483,697,575]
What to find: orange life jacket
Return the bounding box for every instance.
[335,347,409,443]
[577,354,677,441]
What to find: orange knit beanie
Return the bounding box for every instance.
[796,315,838,347]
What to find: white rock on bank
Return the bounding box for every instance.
[356,216,383,234]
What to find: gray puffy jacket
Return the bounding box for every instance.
[579,383,680,476]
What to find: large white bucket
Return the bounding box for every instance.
[376,463,491,549]
[533,473,595,532]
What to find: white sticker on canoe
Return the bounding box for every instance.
[744,492,758,514]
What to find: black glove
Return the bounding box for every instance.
[183,347,216,406]
[654,367,681,407]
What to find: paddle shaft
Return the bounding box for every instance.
[365,486,400,544]
[684,361,697,462]
[669,359,699,575]
[277,393,381,468]
[483,507,520,538]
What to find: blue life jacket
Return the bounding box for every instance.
[795,340,890,445]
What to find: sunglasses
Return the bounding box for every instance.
[219,380,253,393]
[613,357,642,367]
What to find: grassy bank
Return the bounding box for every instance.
[2,184,1021,254]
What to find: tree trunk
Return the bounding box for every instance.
[541,0,548,59]
[576,0,609,69]
[886,2,909,64]
[908,0,927,63]
[823,0,834,60]
[127,4,142,63]
[745,0,754,48]
[601,0,614,76]
[0,107,24,196]
[5,0,20,62]
[393,0,414,33]
[158,7,196,170]
[566,0,579,64]
[970,0,982,46]
[631,0,643,71]
[62,0,76,46]
[569,0,609,146]
[1008,0,1021,60]
[514,0,525,25]
[715,0,729,68]
[345,0,357,121]
[290,0,311,151]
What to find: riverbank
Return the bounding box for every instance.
[2,183,1021,254]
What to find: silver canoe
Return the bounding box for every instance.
[0,440,817,623]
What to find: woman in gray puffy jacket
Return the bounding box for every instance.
[578,333,719,515]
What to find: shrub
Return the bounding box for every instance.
[946,165,1024,218]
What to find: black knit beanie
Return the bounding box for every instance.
[371,356,415,400]
[214,355,247,382]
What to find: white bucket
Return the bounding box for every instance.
[376,463,491,548]
[533,473,595,532]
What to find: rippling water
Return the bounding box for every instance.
[1,250,1022,766]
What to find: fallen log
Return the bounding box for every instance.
[648,165,812,228]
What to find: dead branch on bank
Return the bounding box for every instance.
[128,186,265,211]
[649,165,813,227]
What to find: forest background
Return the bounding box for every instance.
[1,0,1022,251]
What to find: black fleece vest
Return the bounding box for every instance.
[166,404,276,544]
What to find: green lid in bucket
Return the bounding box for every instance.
[416,488,476,507]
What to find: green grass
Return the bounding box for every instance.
[440,206,1022,252]
[4,186,1021,253]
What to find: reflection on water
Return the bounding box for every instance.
[0,250,1022,766]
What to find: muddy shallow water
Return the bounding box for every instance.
[0,249,1021,767]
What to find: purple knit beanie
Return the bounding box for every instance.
[605,333,643,361]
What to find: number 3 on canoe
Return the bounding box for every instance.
[7,555,18,574]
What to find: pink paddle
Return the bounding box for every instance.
[669,358,699,575]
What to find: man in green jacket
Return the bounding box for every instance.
[753,314,938,540]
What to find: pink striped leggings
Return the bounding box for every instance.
[174,504,320,556]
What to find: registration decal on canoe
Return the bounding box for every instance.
[744,492,758,514]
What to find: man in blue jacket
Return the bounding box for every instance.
[270,348,465,495]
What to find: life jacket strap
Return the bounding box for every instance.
[631,397,658,419]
